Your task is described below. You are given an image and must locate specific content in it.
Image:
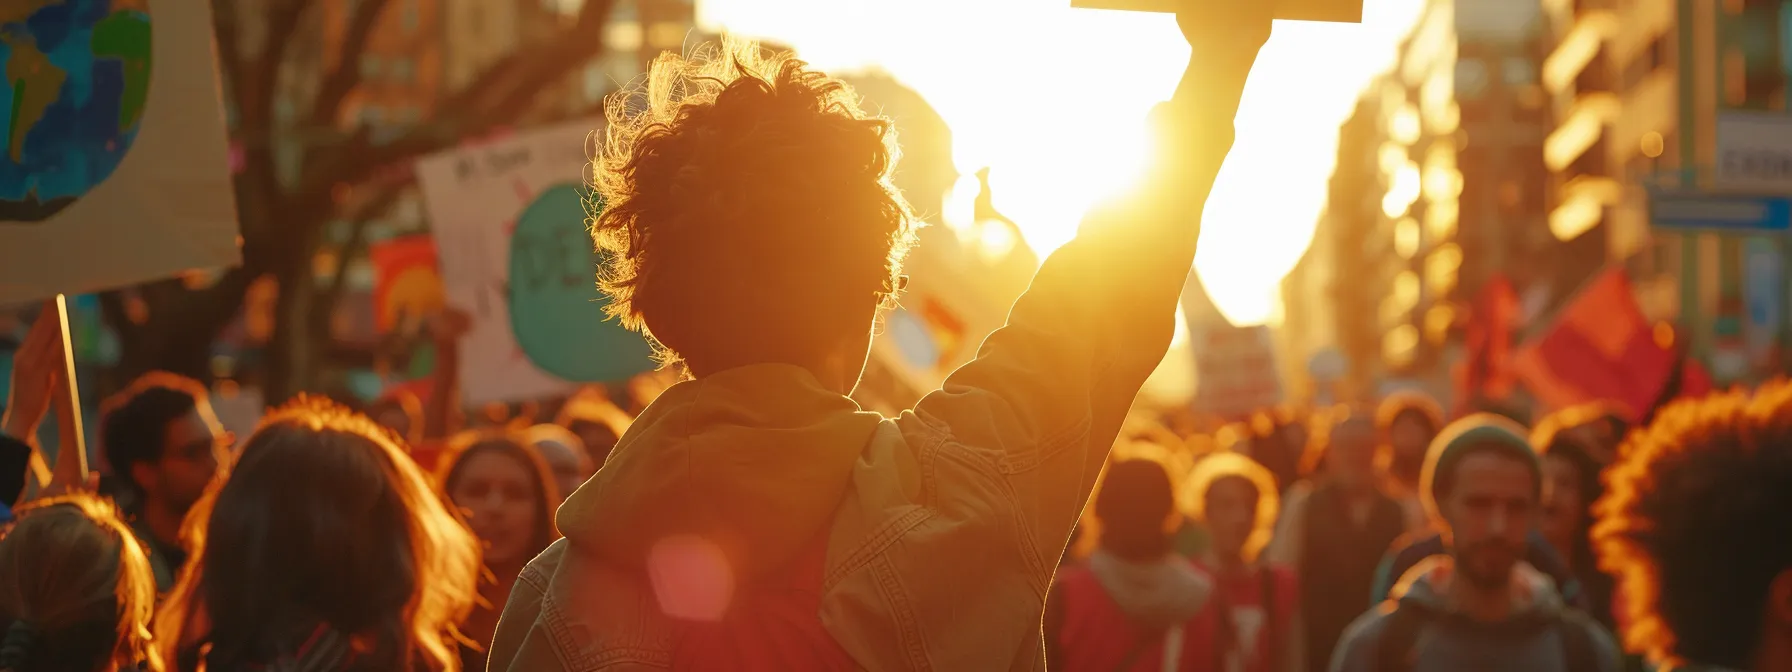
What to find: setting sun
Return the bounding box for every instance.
[699,0,1425,326]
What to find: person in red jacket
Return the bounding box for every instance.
[1048,458,1216,671]
[1186,452,1301,672]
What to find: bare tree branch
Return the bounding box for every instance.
[309,0,396,126]
[210,0,247,106]
[300,0,619,199]
[317,184,404,323]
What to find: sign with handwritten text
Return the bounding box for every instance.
[507,184,655,382]
[415,122,605,404]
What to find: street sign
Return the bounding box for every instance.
[1648,190,1792,232]
[1071,0,1362,23]
[1715,112,1792,193]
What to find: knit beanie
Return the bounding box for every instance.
[1418,413,1544,524]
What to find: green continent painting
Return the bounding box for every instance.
[1,0,152,222]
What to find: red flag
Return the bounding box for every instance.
[1514,269,1675,422]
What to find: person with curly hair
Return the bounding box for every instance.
[487,4,1274,668]
[1593,382,1792,672]
[0,493,162,672]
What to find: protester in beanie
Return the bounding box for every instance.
[487,3,1274,665]
[1375,392,1443,533]
[1531,403,1627,630]
[522,424,594,505]
[1265,412,1405,672]
[1046,459,1215,671]
[1330,414,1620,672]
[1185,453,1301,672]
[436,430,560,670]
[1594,382,1792,672]
[100,372,231,593]
[155,396,479,672]
[0,494,161,672]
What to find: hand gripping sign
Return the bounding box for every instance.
[1071,0,1362,23]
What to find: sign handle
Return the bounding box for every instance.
[50,294,87,487]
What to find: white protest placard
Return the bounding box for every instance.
[0,0,240,302]
[414,122,597,404]
[1192,323,1284,419]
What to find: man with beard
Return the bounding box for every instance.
[100,372,229,592]
[1329,415,1619,672]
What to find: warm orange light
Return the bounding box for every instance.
[1641,131,1665,158]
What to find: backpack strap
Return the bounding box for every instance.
[1372,605,1430,672]
[1555,610,1600,672]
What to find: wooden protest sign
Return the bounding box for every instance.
[1072,0,1363,23]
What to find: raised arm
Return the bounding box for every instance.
[904,5,1273,566]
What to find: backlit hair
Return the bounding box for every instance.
[1593,380,1792,669]
[1183,452,1281,563]
[591,36,916,373]
[154,395,479,671]
[0,494,161,672]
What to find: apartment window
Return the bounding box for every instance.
[1503,57,1536,87]
[402,0,421,32]
[1457,58,1490,100]
[359,55,382,80]
[1623,33,1671,89]
[390,57,414,84]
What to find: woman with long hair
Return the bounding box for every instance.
[155,396,480,672]
[0,494,161,672]
[435,430,560,671]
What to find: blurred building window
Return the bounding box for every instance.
[584,62,608,102]
[360,105,383,128]
[1457,58,1490,99]
[1503,57,1536,86]
[391,58,414,84]
[608,21,644,51]
[360,54,382,80]
[403,0,421,32]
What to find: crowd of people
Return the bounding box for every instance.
[0,3,1788,671]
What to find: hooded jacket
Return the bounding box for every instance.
[483,91,1248,670]
[1328,557,1621,672]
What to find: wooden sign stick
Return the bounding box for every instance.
[50,294,88,488]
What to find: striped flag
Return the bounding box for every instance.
[1514,269,1676,422]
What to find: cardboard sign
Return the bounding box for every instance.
[416,123,595,404]
[1071,0,1363,24]
[416,121,653,404]
[1192,323,1284,418]
[0,0,240,302]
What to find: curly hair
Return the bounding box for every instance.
[1593,380,1792,669]
[591,36,917,373]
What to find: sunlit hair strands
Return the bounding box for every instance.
[1183,452,1280,564]
[0,494,162,672]
[154,395,480,672]
[590,36,918,374]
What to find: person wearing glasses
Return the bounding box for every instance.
[99,372,231,592]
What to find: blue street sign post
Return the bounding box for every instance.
[1649,190,1792,232]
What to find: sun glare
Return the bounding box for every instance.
[699,0,1425,326]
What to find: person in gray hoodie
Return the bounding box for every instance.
[1329,414,1621,672]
